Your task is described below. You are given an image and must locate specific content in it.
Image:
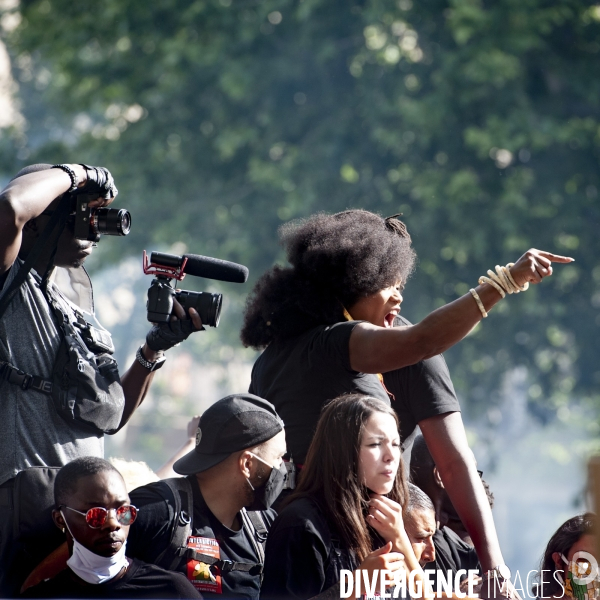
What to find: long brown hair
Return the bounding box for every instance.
[289,394,408,561]
[534,513,596,597]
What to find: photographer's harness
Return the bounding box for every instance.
[0,195,125,434]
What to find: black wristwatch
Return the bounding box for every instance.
[136,345,166,372]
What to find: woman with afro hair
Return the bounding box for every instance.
[241,209,572,594]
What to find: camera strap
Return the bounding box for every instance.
[0,198,70,321]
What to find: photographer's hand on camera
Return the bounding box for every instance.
[79,164,118,201]
[146,300,205,352]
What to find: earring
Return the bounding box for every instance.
[62,527,66,534]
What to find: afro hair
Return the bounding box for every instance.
[241,210,416,349]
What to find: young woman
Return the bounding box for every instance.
[242,209,572,582]
[534,513,597,600]
[261,394,432,600]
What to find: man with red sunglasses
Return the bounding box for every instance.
[22,457,201,599]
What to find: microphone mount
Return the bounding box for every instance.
[142,250,188,282]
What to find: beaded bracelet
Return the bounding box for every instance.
[52,164,79,192]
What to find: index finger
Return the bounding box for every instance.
[88,196,115,209]
[383,553,406,570]
[536,250,574,263]
[369,498,399,519]
[172,298,186,320]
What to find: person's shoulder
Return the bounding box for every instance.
[440,525,472,551]
[21,569,73,598]
[126,559,201,598]
[272,496,329,532]
[250,507,277,528]
[130,477,180,507]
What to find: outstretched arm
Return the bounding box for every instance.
[349,249,573,374]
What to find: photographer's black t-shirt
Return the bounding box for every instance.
[249,321,390,464]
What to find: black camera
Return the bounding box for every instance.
[73,193,131,242]
[143,251,249,327]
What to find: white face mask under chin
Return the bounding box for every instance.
[62,511,129,585]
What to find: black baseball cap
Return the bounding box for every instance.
[173,393,285,475]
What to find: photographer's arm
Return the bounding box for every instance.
[117,304,203,429]
[0,165,89,273]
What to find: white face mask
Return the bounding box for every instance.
[61,510,129,585]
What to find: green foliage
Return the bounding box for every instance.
[2,0,600,417]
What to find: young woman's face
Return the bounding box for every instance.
[552,533,597,584]
[347,283,403,328]
[357,411,401,494]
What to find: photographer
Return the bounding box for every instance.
[0,163,203,595]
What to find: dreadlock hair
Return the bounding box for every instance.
[240,210,415,349]
[288,394,408,562]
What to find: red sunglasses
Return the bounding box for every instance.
[62,504,138,528]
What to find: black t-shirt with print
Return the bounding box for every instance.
[249,321,390,464]
[261,496,360,600]
[22,558,201,598]
[127,476,275,600]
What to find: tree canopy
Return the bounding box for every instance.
[1,0,599,421]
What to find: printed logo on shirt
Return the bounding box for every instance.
[186,536,222,594]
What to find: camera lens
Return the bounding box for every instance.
[90,208,131,236]
[177,291,223,327]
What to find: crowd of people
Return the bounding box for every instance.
[0,164,589,600]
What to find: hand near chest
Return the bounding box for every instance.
[367,494,413,556]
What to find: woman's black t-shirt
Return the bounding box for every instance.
[249,317,460,463]
[249,321,389,464]
[261,497,360,600]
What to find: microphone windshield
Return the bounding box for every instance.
[183,254,249,283]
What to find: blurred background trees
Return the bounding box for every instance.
[0,0,599,435]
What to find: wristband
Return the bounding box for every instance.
[52,164,79,192]
[136,345,166,372]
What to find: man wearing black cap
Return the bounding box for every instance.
[127,393,288,600]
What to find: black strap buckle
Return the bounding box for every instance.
[219,560,235,573]
[6,365,31,389]
[0,361,53,394]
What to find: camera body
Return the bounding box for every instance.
[144,252,222,327]
[72,193,131,242]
